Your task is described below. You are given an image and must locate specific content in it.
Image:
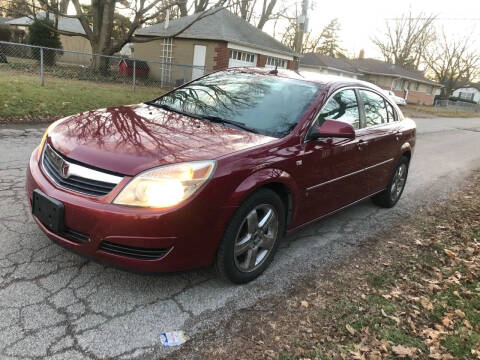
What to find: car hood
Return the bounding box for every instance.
[48,103,276,176]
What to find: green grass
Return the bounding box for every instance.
[0,70,164,120]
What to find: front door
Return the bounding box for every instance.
[297,89,367,222]
[192,45,206,80]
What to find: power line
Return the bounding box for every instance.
[386,18,480,21]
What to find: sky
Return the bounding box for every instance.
[69,0,480,61]
[301,0,480,59]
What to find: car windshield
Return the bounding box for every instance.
[149,71,321,138]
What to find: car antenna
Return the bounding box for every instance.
[269,65,278,75]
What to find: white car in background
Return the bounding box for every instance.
[383,90,407,106]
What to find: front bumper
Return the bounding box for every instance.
[26,147,235,272]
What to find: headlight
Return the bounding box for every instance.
[113,161,216,208]
[37,119,63,160]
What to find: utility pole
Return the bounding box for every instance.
[294,0,309,53]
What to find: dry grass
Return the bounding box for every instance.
[402,104,480,119]
[174,171,480,360]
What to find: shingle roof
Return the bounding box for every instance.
[456,83,480,91]
[135,7,296,57]
[351,58,439,86]
[6,12,85,35]
[300,53,360,74]
[300,54,440,87]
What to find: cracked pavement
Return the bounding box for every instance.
[0,117,479,359]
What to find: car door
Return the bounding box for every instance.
[297,88,369,222]
[354,89,398,195]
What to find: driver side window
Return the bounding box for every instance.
[317,89,360,130]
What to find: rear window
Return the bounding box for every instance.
[151,71,321,138]
[359,90,388,126]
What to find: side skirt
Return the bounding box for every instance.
[286,188,386,234]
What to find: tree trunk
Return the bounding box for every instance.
[91,42,113,75]
[178,0,188,16]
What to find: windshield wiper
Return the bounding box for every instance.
[198,115,259,134]
[147,102,190,116]
[148,103,259,134]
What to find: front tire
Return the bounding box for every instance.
[215,188,285,284]
[372,156,409,208]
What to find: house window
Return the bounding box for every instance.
[266,57,287,68]
[229,50,255,64]
[459,92,474,101]
[393,79,405,90]
[409,82,419,91]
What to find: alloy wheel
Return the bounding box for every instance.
[390,163,407,202]
[233,204,279,273]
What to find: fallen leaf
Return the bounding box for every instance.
[420,298,434,311]
[346,324,356,335]
[391,344,417,357]
[408,317,416,332]
[444,249,456,259]
[455,309,465,318]
[300,300,309,308]
[441,315,454,328]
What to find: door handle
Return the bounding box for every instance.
[357,139,369,150]
[394,131,403,140]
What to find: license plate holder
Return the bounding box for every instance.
[32,189,65,233]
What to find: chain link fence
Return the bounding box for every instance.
[0,40,208,91]
[435,99,480,113]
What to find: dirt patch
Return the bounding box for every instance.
[171,171,480,359]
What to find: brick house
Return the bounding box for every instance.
[134,7,298,86]
[352,58,442,106]
[300,54,442,106]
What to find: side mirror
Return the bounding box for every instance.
[308,120,356,140]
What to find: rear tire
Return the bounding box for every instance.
[215,188,285,284]
[372,156,409,208]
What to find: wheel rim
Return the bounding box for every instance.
[233,204,279,273]
[390,163,407,202]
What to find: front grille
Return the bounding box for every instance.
[63,228,89,243]
[42,144,121,197]
[99,241,171,260]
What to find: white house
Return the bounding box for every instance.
[452,84,480,103]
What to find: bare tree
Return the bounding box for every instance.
[0,0,33,17]
[423,31,480,98]
[21,0,221,72]
[225,0,278,30]
[373,11,436,70]
[59,0,70,12]
[256,0,276,30]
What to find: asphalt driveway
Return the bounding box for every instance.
[0,117,479,359]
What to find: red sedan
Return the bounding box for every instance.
[26,68,415,283]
